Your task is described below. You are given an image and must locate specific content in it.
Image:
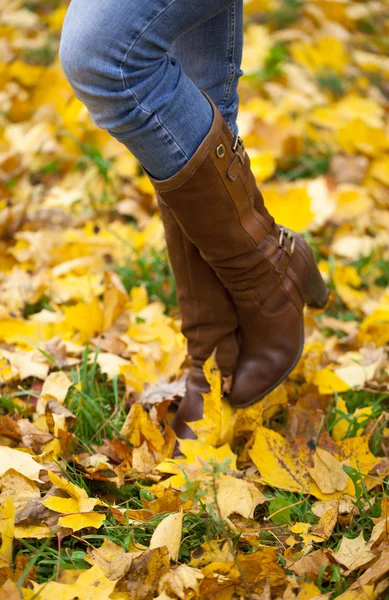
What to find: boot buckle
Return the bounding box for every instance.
[232,135,245,153]
[279,227,295,254]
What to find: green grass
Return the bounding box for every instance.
[114,247,177,313]
[276,147,332,181]
[66,347,127,448]
[243,44,289,82]
[317,70,346,98]
[264,0,303,29]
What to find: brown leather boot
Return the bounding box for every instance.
[158,199,239,437]
[150,94,329,409]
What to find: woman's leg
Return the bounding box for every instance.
[59,0,237,179]
[169,1,243,135]
[59,0,242,440]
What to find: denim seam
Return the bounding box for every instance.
[222,2,236,127]
[118,0,190,162]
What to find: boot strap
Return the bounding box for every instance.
[227,135,245,181]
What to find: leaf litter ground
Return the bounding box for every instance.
[1,0,389,599]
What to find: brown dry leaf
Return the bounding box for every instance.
[331,532,376,572]
[236,548,287,595]
[86,539,135,580]
[0,470,40,511]
[149,511,183,561]
[132,441,156,473]
[0,580,21,600]
[309,506,339,543]
[126,547,170,600]
[142,487,188,514]
[215,474,266,520]
[0,417,21,446]
[350,553,389,592]
[158,564,204,599]
[189,540,234,568]
[311,497,355,518]
[288,549,332,580]
[308,448,349,495]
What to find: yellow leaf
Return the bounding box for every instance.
[333,263,367,310]
[86,539,136,580]
[263,186,314,233]
[0,498,15,564]
[46,5,67,30]
[58,512,106,532]
[41,496,80,514]
[291,37,347,75]
[156,440,237,489]
[36,371,73,415]
[0,448,42,482]
[369,156,389,187]
[30,565,117,600]
[9,61,43,86]
[149,511,183,561]
[249,151,276,183]
[189,353,236,446]
[313,364,350,394]
[120,403,165,452]
[290,523,311,535]
[249,427,380,500]
[102,271,128,330]
[359,308,389,347]
[129,286,148,312]
[337,119,389,156]
[215,474,266,520]
[241,24,272,75]
[47,471,99,512]
[0,470,40,511]
[55,298,103,343]
[14,524,52,539]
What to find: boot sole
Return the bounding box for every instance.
[228,259,329,409]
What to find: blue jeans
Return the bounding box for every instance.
[59,0,243,179]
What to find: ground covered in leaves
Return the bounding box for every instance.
[0,0,389,598]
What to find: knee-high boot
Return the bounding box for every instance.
[158,200,239,437]
[150,94,328,409]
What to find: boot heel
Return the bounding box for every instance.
[304,251,329,309]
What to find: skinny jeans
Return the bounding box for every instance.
[59,0,244,180]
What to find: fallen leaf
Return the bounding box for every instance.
[120,403,165,453]
[308,448,349,494]
[0,580,21,600]
[331,532,376,572]
[29,565,117,600]
[0,448,42,482]
[86,539,135,580]
[158,564,204,600]
[149,511,183,561]
[58,512,106,533]
[126,547,170,600]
